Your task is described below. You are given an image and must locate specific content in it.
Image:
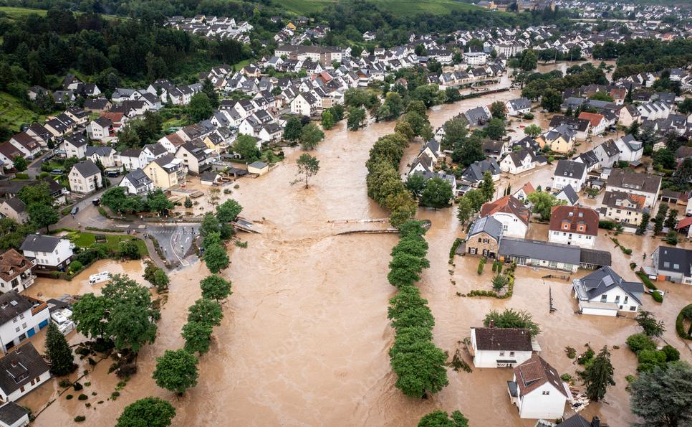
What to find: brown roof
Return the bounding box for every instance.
[578,112,605,127]
[480,195,530,225]
[549,205,599,236]
[0,249,32,282]
[162,133,185,148]
[473,327,532,351]
[602,190,645,209]
[101,112,124,124]
[517,182,535,196]
[514,354,568,397]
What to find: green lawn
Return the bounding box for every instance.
[279,0,481,16]
[0,6,47,17]
[70,231,149,256]
[0,92,44,133]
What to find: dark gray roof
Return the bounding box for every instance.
[607,169,661,194]
[655,246,692,276]
[86,146,114,157]
[0,343,49,396]
[555,160,586,179]
[0,292,33,325]
[468,216,503,241]
[123,169,152,190]
[0,402,28,425]
[499,238,581,265]
[575,266,644,304]
[473,327,532,351]
[3,198,26,213]
[508,97,531,111]
[20,234,62,253]
[557,185,579,205]
[556,414,595,427]
[462,159,500,183]
[72,160,101,177]
[580,249,612,267]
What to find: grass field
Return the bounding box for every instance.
[70,231,149,256]
[0,6,47,17]
[279,0,481,16]
[0,92,44,133]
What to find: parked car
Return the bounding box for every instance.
[92,198,100,206]
[105,170,120,178]
[70,206,79,215]
[50,169,63,175]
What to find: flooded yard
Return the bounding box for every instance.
[27,88,690,427]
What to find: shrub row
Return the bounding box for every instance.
[676,304,692,340]
[468,261,516,299]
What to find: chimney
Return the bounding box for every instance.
[591,416,600,427]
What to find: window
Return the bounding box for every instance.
[22,323,27,329]
[509,352,515,357]
[499,352,505,357]
[615,296,620,303]
[15,327,19,333]
[19,314,24,320]
[542,391,550,395]
[600,295,607,303]
[624,296,629,304]
[630,306,636,311]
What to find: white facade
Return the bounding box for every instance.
[574,286,641,316]
[549,229,595,248]
[510,377,569,419]
[21,238,73,269]
[463,52,488,66]
[552,173,586,192]
[290,93,316,116]
[0,303,50,354]
[470,329,533,368]
[491,212,528,239]
[500,152,536,175]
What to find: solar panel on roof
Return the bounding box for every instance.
[602,275,614,287]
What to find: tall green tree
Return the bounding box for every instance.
[187,92,213,122]
[490,101,506,120]
[200,275,232,301]
[527,191,563,220]
[153,349,199,395]
[524,124,542,138]
[347,107,366,131]
[28,203,58,232]
[420,177,453,209]
[636,311,666,337]
[294,153,320,188]
[187,298,223,327]
[283,117,303,142]
[45,322,74,376]
[116,397,176,427]
[390,340,449,398]
[201,78,219,109]
[480,171,495,201]
[203,244,229,273]
[300,123,324,150]
[234,134,260,162]
[580,346,615,402]
[182,321,213,355]
[418,410,469,427]
[483,308,541,336]
[216,199,243,223]
[630,361,692,427]
[321,110,335,130]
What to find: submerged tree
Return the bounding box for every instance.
[45,323,74,376]
[293,153,320,188]
[580,345,615,402]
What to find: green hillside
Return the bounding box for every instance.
[0,93,45,133]
[279,0,482,17]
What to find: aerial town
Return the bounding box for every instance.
[0,0,688,426]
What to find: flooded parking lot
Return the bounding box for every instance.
[27,84,690,427]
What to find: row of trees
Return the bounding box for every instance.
[283,117,325,150]
[200,199,242,273]
[387,221,448,398]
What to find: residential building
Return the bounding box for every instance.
[117,149,146,172]
[591,139,621,170]
[578,112,607,136]
[86,117,115,142]
[601,190,646,225]
[536,127,575,153]
[650,246,692,284]
[68,160,103,195]
[500,149,545,175]
[465,216,503,258]
[463,52,488,66]
[505,98,531,117]
[290,92,319,116]
[606,169,661,209]
[480,195,530,238]
[0,292,50,353]
[175,140,214,174]
[0,402,30,427]
[553,160,586,191]
[63,134,88,159]
[507,354,570,419]
[513,182,535,201]
[461,159,501,186]
[85,146,116,168]
[19,235,73,271]
[555,185,579,206]
[572,266,644,316]
[470,327,535,368]
[0,199,28,224]
[0,343,50,401]
[549,206,599,248]
[548,116,590,141]
[555,414,604,427]
[144,154,187,190]
[499,238,581,273]
[0,250,35,293]
[614,135,644,163]
[119,169,155,196]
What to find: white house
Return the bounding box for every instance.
[592,139,621,169]
[290,92,319,116]
[117,148,146,171]
[614,135,644,163]
[0,343,50,401]
[506,98,531,117]
[463,51,488,66]
[553,160,586,191]
[0,402,30,427]
[572,266,644,316]
[0,250,35,293]
[19,235,73,271]
[119,169,154,196]
[62,134,88,159]
[500,149,542,175]
[0,293,50,354]
[470,327,535,368]
[69,160,103,195]
[548,206,599,249]
[86,146,116,168]
[480,195,531,239]
[606,168,661,209]
[636,101,670,121]
[507,354,571,419]
[86,117,114,142]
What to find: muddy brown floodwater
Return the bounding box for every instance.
[28,90,690,427]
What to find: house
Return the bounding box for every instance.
[0,250,35,293]
[63,134,88,159]
[20,235,73,271]
[469,327,534,368]
[200,171,221,186]
[606,169,661,209]
[572,266,644,316]
[175,140,213,174]
[549,116,590,141]
[500,149,544,174]
[0,343,50,400]
[506,98,531,117]
[290,92,319,116]
[461,159,501,186]
[549,206,599,248]
[480,195,530,238]
[553,160,586,191]
[614,135,644,163]
[591,139,621,170]
[119,169,154,196]
[650,246,692,284]
[464,106,492,127]
[513,182,535,201]
[0,402,30,427]
[118,148,146,172]
[144,154,186,190]
[555,185,579,206]
[0,199,28,224]
[86,146,116,168]
[8,134,41,159]
[555,414,604,427]
[578,112,607,136]
[536,127,575,153]
[0,292,50,353]
[618,105,641,128]
[86,117,115,142]
[507,354,570,419]
[245,161,266,176]
[0,144,24,170]
[465,216,503,258]
[68,160,103,195]
[601,190,645,226]
[499,238,581,273]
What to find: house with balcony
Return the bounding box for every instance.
[601,190,646,226]
[548,206,599,249]
[469,327,536,368]
[606,169,661,209]
[175,140,215,174]
[19,235,73,272]
[144,154,187,190]
[572,266,644,316]
[68,160,103,195]
[0,250,35,293]
[0,292,50,353]
[650,246,692,284]
[507,354,571,419]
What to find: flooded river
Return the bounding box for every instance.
[28,86,690,427]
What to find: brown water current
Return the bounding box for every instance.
[28,88,690,427]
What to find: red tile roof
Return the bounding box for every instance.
[549,205,599,236]
[480,195,531,225]
[578,112,605,127]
